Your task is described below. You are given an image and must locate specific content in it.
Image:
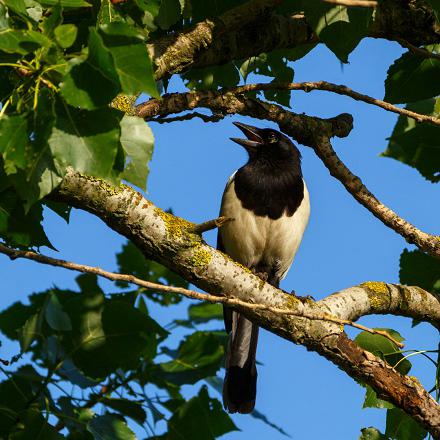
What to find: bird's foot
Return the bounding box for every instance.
[290,290,316,303]
[253,271,268,282]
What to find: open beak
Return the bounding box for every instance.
[230,122,263,153]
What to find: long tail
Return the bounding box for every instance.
[223,310,259,414]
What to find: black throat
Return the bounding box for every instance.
[234,153,304,220]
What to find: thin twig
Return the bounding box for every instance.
[151,112,225,124]
[322,0,377,6]
[396,39,440,61]
[189,216,234,234]
[232,82,440,127]
[0,242,404,348]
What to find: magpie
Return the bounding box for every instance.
[218,122,310,414]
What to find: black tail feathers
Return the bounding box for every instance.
[223,312,259,414]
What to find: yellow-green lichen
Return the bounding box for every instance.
[110,94,138,115]
[154,208,195,240]
[285,294,301,309]
[360,281,390,311]
[192,246,212,268]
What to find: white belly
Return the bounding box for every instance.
[219,176,310,280]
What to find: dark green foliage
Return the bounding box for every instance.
[382,98,440,183]
[355,329,429,439]
[0,0,438,438]
[116,241,187,305]
[385,409,427,440]
[399,249,440,294]
[0,269,236,439]
[384,49,440,104]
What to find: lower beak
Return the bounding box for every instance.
[230,122,263,153]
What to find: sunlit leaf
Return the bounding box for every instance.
[120,116,154,189]
[87,414,136,440]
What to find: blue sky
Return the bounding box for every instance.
[1,37,439,438]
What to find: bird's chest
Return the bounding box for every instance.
[219,178,310,279]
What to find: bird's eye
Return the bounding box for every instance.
[267,133,277,143]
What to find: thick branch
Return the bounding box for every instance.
[136,88,440,258]
[150,0,283,80]
[148,0,439,81]
[49,169,440,436]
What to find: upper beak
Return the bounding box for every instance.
[230,122,263,153]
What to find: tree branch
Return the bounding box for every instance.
[136,88,440,258]
[150,0,283,80]
[229,82,440,127]
[148,0,439,81]
[0,242,409,348]
[47,169,440,436]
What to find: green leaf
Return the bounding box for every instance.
[19,313,41,352]
[39,0,92,7]
[0,115,27,174]
[0,3,9,30]
[362,385,394,409]
[120,116,154,189]
[167,386,238,440]
[319,8,372,63]
[382,98,440,182]
[425,0,440,22]
[60,28,120,110]
[0,372,34,436]
[399,249,440,294]
[2,0,28,19]
[48,100,121,179]
[0,188,52,247]
[116,240,186,305]
[299,1,371,62]
[156,0,182,30]
[55,24,78,48]
[99,23,158,97]
[189,0,245,22]
[45,294,72,331]
[159,331,225,385]
[63,274,167,378]
[385,408,427,440]
[87,414,136,440]
[354,329,411,375]
[100,398,146,424]
[40,4,63,37]
[359,427,389,440]
[183,63,240,91]
[384,52,440,103]
[0,29,50,55]
[44,200,71,223]
[12,89,62,209]
[188,302,223,324]
[10,409,64,440]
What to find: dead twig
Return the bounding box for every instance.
[0,242,403,348]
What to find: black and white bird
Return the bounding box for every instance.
[218,122,310,414]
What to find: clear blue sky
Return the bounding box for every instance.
[1,38,439,438]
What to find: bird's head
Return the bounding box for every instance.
[230,122,300,163]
